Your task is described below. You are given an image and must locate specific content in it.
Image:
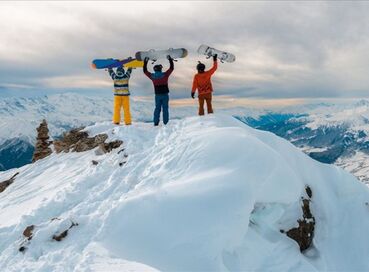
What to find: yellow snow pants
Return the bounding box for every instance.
[113,96,131,125]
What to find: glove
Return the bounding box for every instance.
[167,55,173,61]
[213,54,218,61]
[191,92,195,99]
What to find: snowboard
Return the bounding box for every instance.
[124,59,144,68]
[197,45,236,63]
[135,48,188,62]
[91,57,133,69]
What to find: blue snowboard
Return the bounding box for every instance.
[91,58,133,69]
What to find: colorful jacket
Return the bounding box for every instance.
[108,68,132,96]
[192,60,218,95]
[143,59,174,95]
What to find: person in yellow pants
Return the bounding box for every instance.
[108,66,133,125]
[113,96,131,125]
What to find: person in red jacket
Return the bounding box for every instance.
[191,54,218,115]
[143,55,174,126]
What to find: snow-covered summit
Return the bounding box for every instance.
[0,115,368,271]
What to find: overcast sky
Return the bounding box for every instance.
[1,1,369,101]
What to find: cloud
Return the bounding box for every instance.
[1,2,369,99]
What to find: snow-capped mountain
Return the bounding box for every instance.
[0,115,368,271]
[0,93,113,170]
[0,93,113,142]
[2,93,369,185]
[237,100,369,185]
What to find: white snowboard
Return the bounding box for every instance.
[135,48,188,61]
[197,45,236,63]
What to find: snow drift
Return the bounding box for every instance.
[0,114,368,271]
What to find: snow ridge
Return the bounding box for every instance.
[0,115,369,271]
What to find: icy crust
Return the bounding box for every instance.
[0,115,369,271]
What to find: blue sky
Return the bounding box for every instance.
[1,1,369,103]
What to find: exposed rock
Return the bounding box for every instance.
[305,186,312,198]
[23,225,35,240]
[53,127,122,154]
[92,160,99,165]
[97,140,124,154]
[52,221,78,242]
[284,186,315,252]
[18,246,27,252]
[19,224,35,252]
[32,120,52,162]
[0,172,19,193]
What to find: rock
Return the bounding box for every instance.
[92,160,99,165]
[53,128,121,154]
[32,120,52,162]
[19,246,26,252]
[103,140,123,153]
[0,172,19,193]
[284,186,315,252]
[96,140,123,155]
[19,224,35,252]
[23,225,35,240]
[305,186,312,198]
[52,222,78,242]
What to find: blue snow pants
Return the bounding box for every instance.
[154,94,169,125]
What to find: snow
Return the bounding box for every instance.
[0,114,369,271]
[336,151,369,186]
[302,100,369,135]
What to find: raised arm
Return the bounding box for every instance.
[208,55,218,76]
[143,57,152,79]
[108,68,116,80]
[125,67,133,78]
[165,55,174,76]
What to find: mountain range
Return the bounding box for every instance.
[1,93,369,185]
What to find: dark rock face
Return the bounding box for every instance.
[32,120,52,162]
[0,172,19,193]
[284,186,315,252]
[53,127,122,154]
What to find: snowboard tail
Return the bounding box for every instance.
[124,59,144,68]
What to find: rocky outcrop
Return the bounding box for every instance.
[32,120,52,162]
[0,172,19,193]
[53,127,122,154]
[282,186,315,252]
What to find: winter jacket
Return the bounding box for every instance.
[144,59,174,94]
[191,60,218,95]
[109,68,132,96]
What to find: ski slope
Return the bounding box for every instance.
[0,115,368,271]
